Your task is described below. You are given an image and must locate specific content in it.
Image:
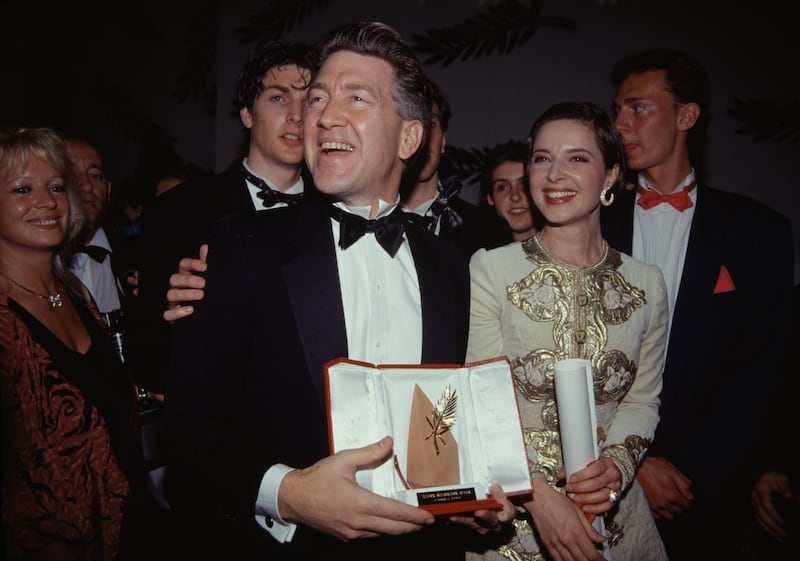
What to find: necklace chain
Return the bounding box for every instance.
[0,270,63,308]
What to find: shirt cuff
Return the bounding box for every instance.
[254,463,297,543]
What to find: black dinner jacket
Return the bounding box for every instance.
[601,184,793,503]
[438,197,513,258]
[129,162,315,392]
[139,163,257,308]
[162,196,470,559]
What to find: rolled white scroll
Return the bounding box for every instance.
[553,358,598,478]
[553,358,611,560]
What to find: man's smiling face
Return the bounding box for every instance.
[304,50,422,211]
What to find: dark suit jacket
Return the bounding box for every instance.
[128,162,314,391]
[139,164,257,308]
[162,197,470,560]
[439,196,513,258]
[754,284,800,478]
[601,184,794,556]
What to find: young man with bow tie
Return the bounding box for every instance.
[601,47,794,561]
[129,40,315,394]
[401,77,511,258]
[161,21,514,561]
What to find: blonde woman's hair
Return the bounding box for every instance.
[0,127,87,281]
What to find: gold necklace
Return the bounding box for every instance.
[0,270,63,308]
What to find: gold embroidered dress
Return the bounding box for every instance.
[466,235,669,561]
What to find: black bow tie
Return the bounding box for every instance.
[330,205,407,257]
[414,177,464,233]
[78,245,109,263]
[405,212,436,232]
[241,163,303,209]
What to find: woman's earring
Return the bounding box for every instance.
[600,187,614,207]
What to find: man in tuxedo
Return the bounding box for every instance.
[65,137,129,321]
[601,47,794,561]
[161,21,513,561]
[401,77,511,258]
[66,135,183,524]
[130,40,314,393]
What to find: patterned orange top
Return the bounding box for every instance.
[1,287,141,561]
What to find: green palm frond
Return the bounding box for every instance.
[173,0,219,114]
[98,84,176,146]
[441,144,496,188]
[411,0,575,66]
[237,0,330,44]
[727,97,800,144]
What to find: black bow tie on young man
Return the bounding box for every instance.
[330,205,407,257]
[77,245,110,263]
[407,177,465,233]
[241,163,303,209]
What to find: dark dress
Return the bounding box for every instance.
[1,284,165,561]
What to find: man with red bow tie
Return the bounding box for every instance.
[601,48,794,561]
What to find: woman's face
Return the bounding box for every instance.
[487,160,536,240]
[0,155,69,254]
[528,118,617,229]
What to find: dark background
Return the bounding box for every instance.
[3,0,798,279]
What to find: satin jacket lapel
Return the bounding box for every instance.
[282,200,348,402]
[668,185,725,359]
[406,227,466,364]
[213,165,259,214]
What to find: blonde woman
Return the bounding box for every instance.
[0,128,161,561]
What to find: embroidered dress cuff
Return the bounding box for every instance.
[254,463,297,543]
[601,444,637,491]
[531,464,559,487]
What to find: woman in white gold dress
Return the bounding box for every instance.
[466,102,669,561]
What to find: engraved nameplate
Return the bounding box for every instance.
[416,487,477,506]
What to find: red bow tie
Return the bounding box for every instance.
[636,181,696,211]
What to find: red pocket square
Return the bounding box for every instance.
[713,265,736,294]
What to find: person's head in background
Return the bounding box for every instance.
[481,140,540,242]
[236,40,315,188]
[0,127,86,277]
[526,101,625,233]
[304,21,430,212]
[399,76,450,206]
[65,137,110,243]
[418,78,451,185]
[144,142,194,201]
[611,47,709,189]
